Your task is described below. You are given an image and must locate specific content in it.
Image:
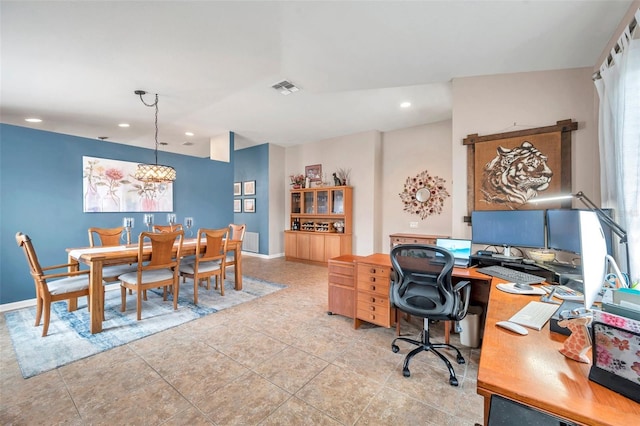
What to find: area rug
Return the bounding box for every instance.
[4,276,285,378]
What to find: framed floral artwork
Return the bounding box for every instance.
[243,198,256,213]
[83,156,173,212]
[243,180,256,196]
[305,164,322,181]
[234,182,242,196]
[233,199,242,213]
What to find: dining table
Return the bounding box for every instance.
[66,238,243,334]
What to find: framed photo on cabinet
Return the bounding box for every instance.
[233,182,242,196]
[233,199,242,213]
[243,180,256,196]
[243,198,256,213]
[305,164,322,182]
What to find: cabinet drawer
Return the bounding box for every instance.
[328,263,354,277]
[392,236,437,245]
[357,264,390,280]
[357,294,389,309]
[356,308,391,327]
[356,279,389,296]
[329,273,354,287]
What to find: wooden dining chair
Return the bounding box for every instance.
[118,230,184,320]
[223,223,245,282]
[153,224,183,233]
[88,226,130,246]
[88,227,137,283]
[179,228,228,303]
[15,232,98,337]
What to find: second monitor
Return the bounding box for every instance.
[471,210,546,257]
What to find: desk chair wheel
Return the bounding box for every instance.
[456,354,465,364]
[403,367,411,377]
[391,344,400,353]
[449,376,458,386]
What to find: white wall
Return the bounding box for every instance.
[268,144,286,255]
[381,121,453,253]
[284,130,381,255]
[451,67,598,239]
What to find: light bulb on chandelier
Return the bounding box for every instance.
[134,90,176,183]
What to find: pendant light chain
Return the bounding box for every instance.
[154,94,159,165]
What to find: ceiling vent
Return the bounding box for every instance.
[271,80,300,95]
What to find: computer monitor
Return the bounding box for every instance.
[547,209,614,255]
[578,211,608,310]
[471,210,546,255]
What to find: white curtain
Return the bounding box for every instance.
[594,9,640,284]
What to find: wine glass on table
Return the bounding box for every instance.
[143,214,154,232]
[184,217,194,237]
[122,217,134,243]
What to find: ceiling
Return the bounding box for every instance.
[0,1,631,157]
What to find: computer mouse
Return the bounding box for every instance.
[522,259,535,264]
[513,282,533,290]
[496,321,529,335]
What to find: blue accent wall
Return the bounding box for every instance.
[0,124,234,304]
[234,144,269,254]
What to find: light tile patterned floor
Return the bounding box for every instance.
[0,257,484,425]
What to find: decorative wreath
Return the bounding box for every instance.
[399,170,450,219]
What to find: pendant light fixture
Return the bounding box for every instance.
[134,90,176,183]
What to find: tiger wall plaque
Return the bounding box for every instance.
[463,119,577,212]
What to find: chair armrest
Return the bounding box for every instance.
[453,280,471,321]
[41,262,79,271]
[42,270,90,280]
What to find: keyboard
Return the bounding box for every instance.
[508,301,560,330]
[476,265,546,285]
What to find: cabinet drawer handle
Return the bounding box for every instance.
[370,297,376,303]
[370,285,376,291]
[369,268,376,274]
[370,306,375,311]
[369,277,376,282]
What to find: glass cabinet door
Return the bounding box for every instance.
[331,189,344,214]
[317,190,328,214]
[291,192,301,214]
[303,191,315,214]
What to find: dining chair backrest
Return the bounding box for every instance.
[88,226,129,246]
[153,224,183,233]
[229,223,246,242]
[138,230,184,271]
[197,228,228,263]
[15,232,44,279]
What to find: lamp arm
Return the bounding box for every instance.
[574,192,627,243]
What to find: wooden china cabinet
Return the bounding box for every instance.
[284,186,352,264]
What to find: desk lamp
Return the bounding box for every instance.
[529,191,630,282]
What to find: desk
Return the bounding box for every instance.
[477,277,640,425]
[67,238,243,334]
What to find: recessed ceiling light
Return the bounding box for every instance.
[159,142,168,146]
[182,141,194,146]
[25,118,42,123]
[118,123,130,128]
[400,102,411,108]
[185,132,194,136]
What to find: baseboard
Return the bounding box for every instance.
[242,251,284,260]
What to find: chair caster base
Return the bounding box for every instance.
[456,354,465,364]
[391,344,400,353]
[449,376,459,386]
[403,368,411,377]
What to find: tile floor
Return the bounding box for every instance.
[0,257,484,425]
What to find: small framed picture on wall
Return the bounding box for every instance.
[244,180,256,196]
[233,199,242,213]
[234,182,242,196]
[244,198,256,213]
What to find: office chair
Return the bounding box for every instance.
[390,244,471,386]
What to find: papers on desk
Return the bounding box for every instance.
[68,246,128,259]
[496,283,546,295]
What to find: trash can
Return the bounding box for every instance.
[460,305,483,348]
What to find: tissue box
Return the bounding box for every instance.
[588,310,640,403]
